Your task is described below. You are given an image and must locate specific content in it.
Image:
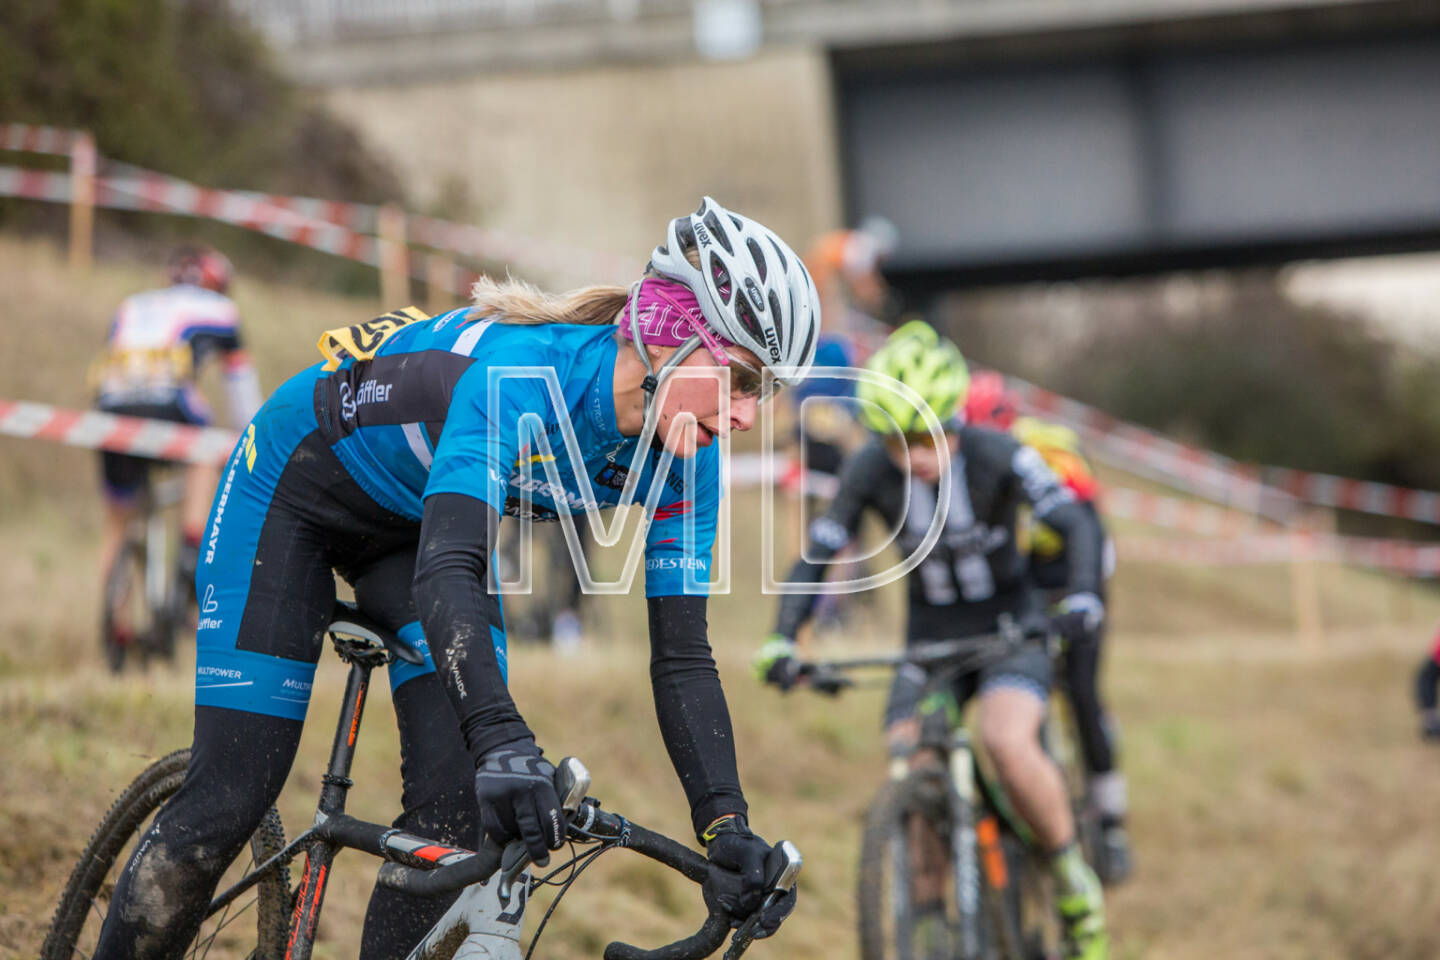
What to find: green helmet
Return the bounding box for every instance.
[856,320,970,435]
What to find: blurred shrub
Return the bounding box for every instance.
[941,271,1440,494]
[0,0,402,288]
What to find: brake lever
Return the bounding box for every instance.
[498,756,592,900]
[721,840,803,960]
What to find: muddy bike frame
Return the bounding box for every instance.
[800,618,1066,960]
[201,602,802,960]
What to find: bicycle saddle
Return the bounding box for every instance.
[327,600,425,665]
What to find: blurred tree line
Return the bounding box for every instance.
[940,270,1440,506]
[0,0,404,291]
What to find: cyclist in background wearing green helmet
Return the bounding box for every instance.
[754,320,1110,960]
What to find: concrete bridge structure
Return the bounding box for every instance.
[237,0,1440,297]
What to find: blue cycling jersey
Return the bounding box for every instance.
[311,310,720,597]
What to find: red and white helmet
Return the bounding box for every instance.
[167,245,234,294]
[649,197,820,386]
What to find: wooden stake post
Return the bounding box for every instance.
[378,203,409,308]
[426,251,460,314]
[68,133,96,275]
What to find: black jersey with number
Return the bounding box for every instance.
[773,425,1103,641]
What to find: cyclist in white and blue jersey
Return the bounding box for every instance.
[94,198,821,959]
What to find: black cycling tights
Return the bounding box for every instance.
[95,679,477,960]
[1061,626,1117,776]
[1416,655,1440,711]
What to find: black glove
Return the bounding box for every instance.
[754,636,801,692]
[700,814,797,939]
[1052,591,1105,641]
[473,740,564,865]
[807,665,853,697]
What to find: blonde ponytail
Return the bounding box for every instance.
[469,275,629,327]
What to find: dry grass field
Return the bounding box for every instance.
[4,237,1440,959]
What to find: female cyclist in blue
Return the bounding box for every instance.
[95,198,821,959]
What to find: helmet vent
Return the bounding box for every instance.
[675,219,698,254]
[709,255,733,302]
[735,296,764,341]
[767,236,789,273]
[702,210,734,255]
[796,304,815,362]
[746,238,768,282]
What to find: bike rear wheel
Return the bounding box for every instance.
[41,748,291,960]
[101,540,147,673]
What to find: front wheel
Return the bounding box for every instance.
[857,772,993,960]
[41,748,291,960]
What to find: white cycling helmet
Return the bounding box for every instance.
[648,196,821,386]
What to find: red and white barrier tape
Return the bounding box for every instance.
[1003,374,1440,527]
[1103,487,1266,537]
[2,121,639,283]
[1264,467,1440,525]
[0,123,82,156]
[0,400,237,465]
[0,166,383,265]
[1118,534,1440,578]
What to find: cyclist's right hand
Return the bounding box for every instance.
[701,814,798,938]
[752,634,800,691]
[473,739,565,865]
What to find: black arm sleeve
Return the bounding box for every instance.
[413,492,534,765]
[772,444,879,639]
[1011,445,1104,597]
[648,594,748,837]
[1037,500,1104,597]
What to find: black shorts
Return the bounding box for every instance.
[98,402,196,500]
[884,639,1052,728]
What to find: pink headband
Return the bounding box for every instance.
[620,277,737,364]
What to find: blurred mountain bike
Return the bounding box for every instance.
[101,466,190,672]
[795,617,1096,960]
[45,602,802,960]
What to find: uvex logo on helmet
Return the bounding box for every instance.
[744,278,765,313]
[764,327,781,360]
[693,222,713,247]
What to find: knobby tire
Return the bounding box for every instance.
[41,748,290,960]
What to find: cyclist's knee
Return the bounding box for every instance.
[979,687,1047,770]
[885,716,922,756]
[982,720,1042,772]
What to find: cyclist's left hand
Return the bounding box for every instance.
[753,635,801,692]
[701,814,797,938]
[1055,591,1105,636]
[473,740,564,866]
